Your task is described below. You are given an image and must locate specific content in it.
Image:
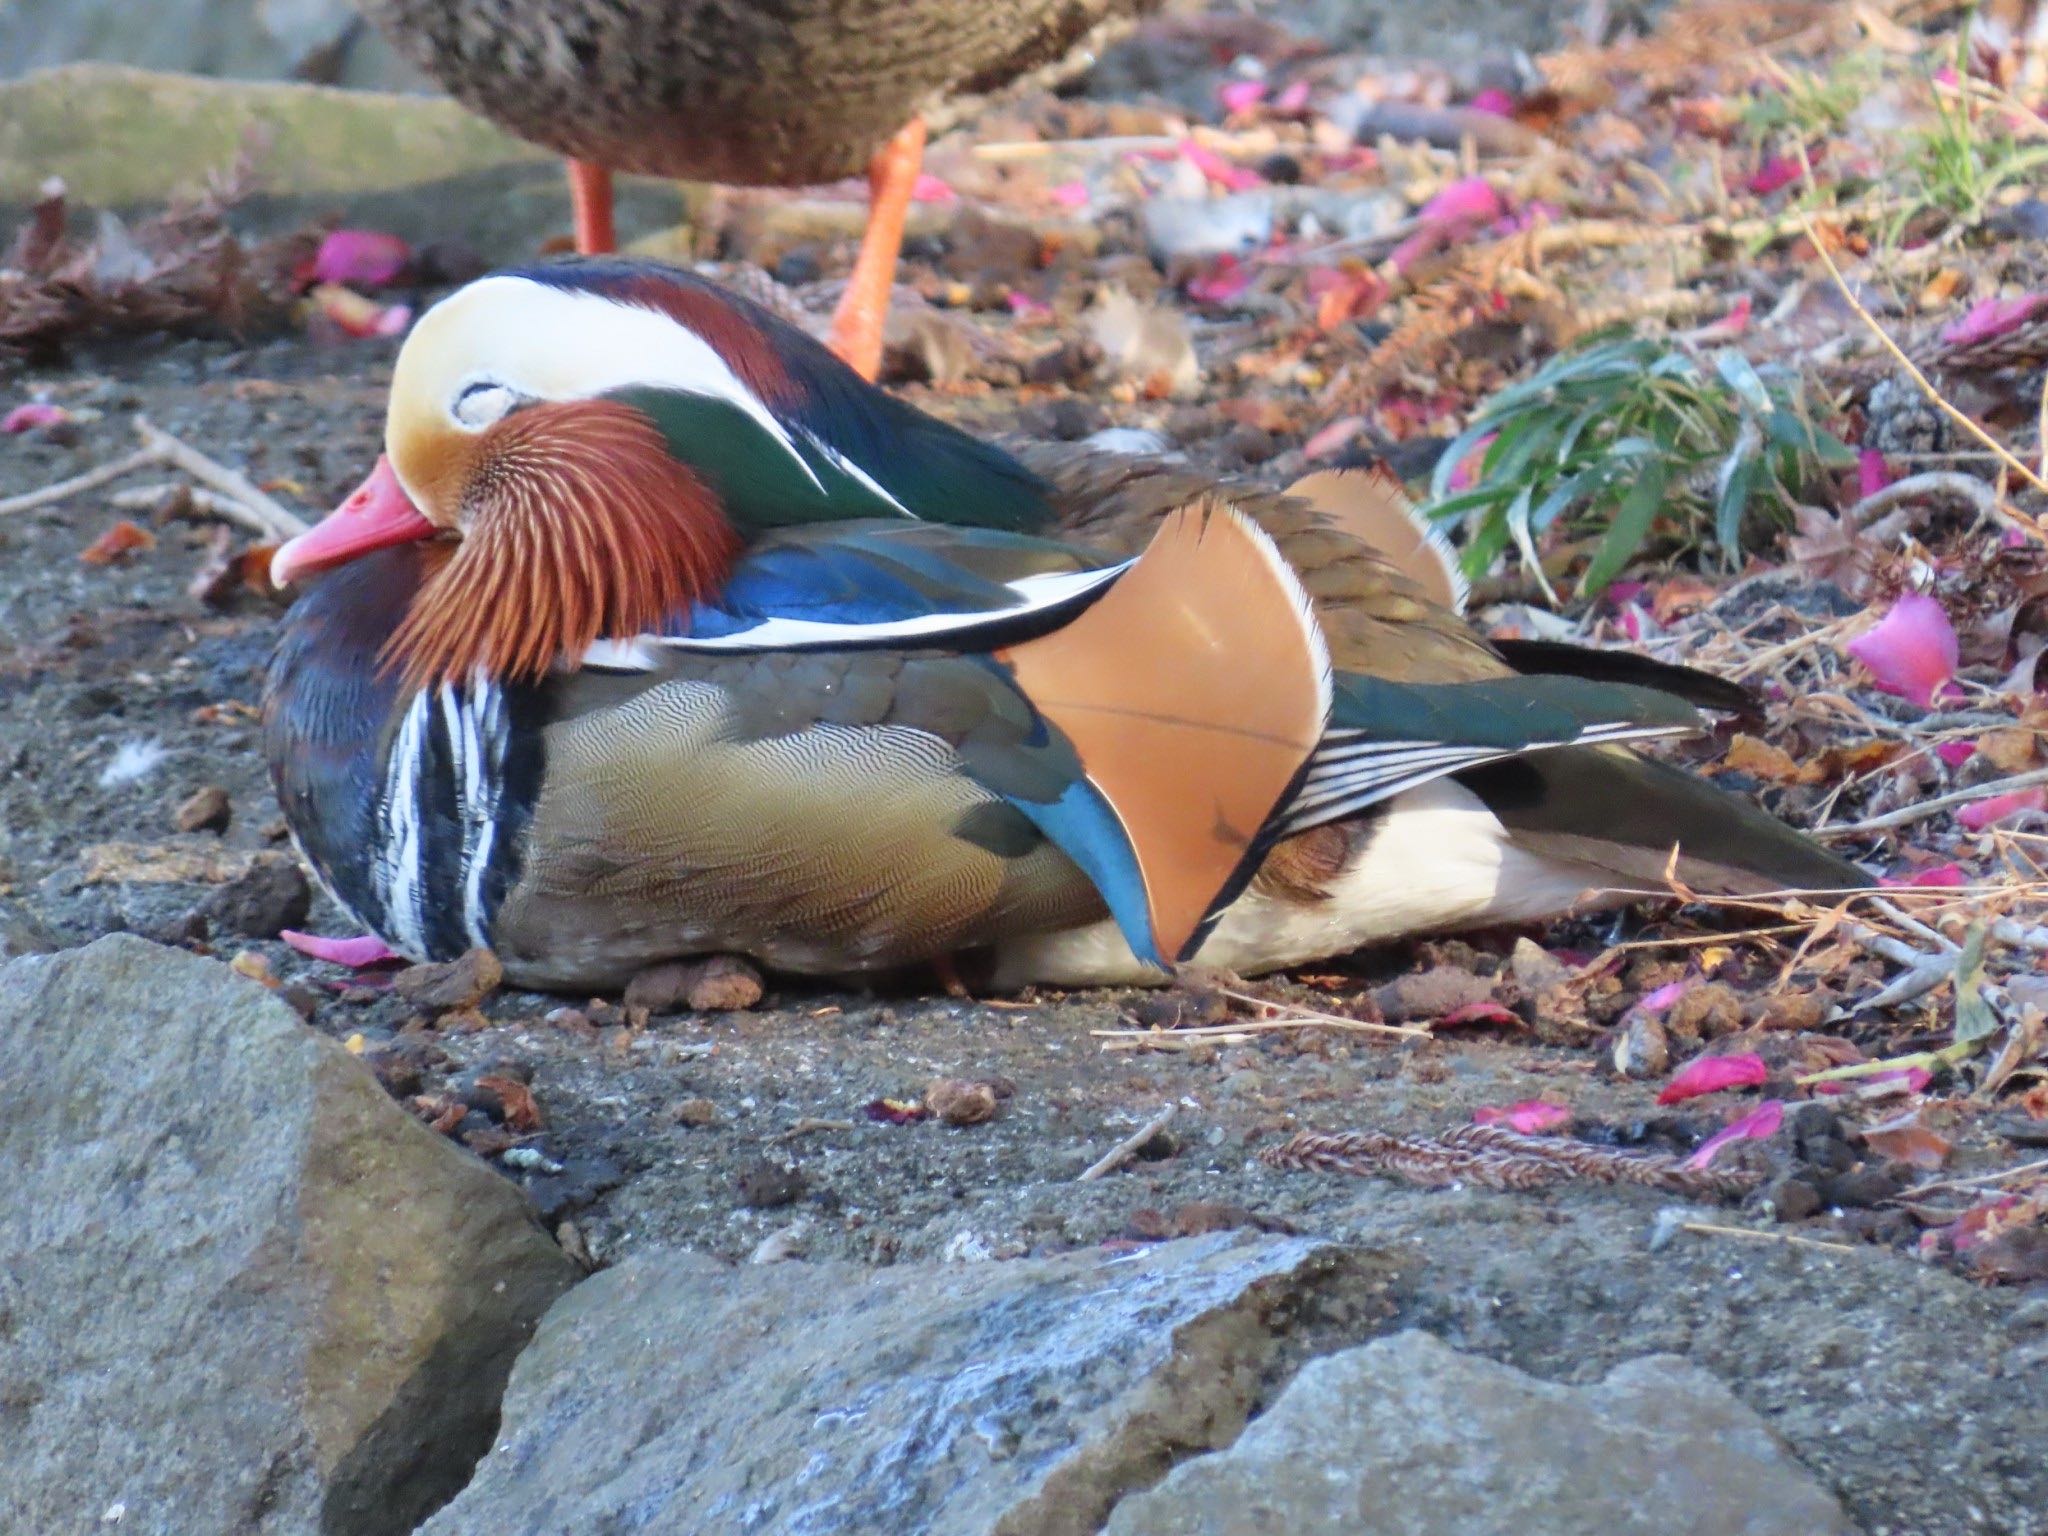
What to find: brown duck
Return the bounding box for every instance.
[356,0,1155,378]
[262,259,1863,992]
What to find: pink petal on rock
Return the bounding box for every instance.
[1049,178,1091,210]
[1474,1099,1572,1134]
[1218,79,1267,115]
[1845,592,1959,707]
[910,173,957,204]
[1181,141,1264,192]
[1657,1051,1768,1105]
[281,929,402,968]
[2,401,68,434]
[1684,1099,1784,1169]
[1857,448,1893,498]
[1935,741,1975,768]
[1958,786,2048,830]
[1939,293,2048,348]
[1469,87,1516,116]
[309,229,411,288]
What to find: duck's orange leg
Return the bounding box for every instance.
[826,117,927,381]
[566,158,617,255]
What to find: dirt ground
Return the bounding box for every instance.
[2,338,2044,1536]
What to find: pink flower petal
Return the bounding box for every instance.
[281,929,402,968]
[1444,431,1497,493]
[1857,448,1893,498]
[1958,786,2047,830]
[1657,1051,1769,1105]
[2,401,68,434]
[309,283,413,340]
[1745,155,1804,196]
[1218,79,1267,115]
[1303,415,1365,460]
[1005,291,1052,320]
[1684,1099,1784,1169]
[1638,979,1689,1014]
[1845,592,1959,707]
[1474,1099,1572,1134]
[1691,293,1753,341]
[1048,178,1091,210]
[1437,1000,1522,1028]
[1939,293,2048,348]
[1880,861,1967,888]
[1273,80,1312,115]
[1418,175,1506,231]
[1935,740,1976,768]
[1468,87,1516,117]
[910,173,957,204]
[1185,255,1254,304]
[309,229,411,288]
[1180,141,1264,192]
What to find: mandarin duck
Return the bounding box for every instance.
[355,0,1155,378]
[262,260,1864,992]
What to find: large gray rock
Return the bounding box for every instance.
[0,935,581,1536]
[1102,1331,1857,1536]
[422,1232,1385,1536]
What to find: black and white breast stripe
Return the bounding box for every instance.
[370,679,521,959]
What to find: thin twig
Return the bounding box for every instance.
[1842,471,1997,530]
[0,446,160,516]
[1679,1221,1859,1254]
[107,482,287,539]
[1820,767,2048,836]
[1900,1157,2048,1200]
[1077,1104,1176,1182]
[1216,987,1433,1039]
[133,417,308,540]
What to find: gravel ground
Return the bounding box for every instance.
[2,337,2045,1534]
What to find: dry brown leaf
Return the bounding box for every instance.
[1719,733,1825,785]
[79,519,156,565]
[1861,1108,1952,1170]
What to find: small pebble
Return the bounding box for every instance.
[735,1159,806,1209]
[1612,1014,1671,1079]
[669,1097,719,1128]
[393,947,503,1011]
[172,784,231,834]
[925,1077,999,1126]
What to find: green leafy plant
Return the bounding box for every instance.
[1893,38,2048,237]
[1424,337,1854,601]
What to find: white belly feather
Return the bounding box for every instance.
[988,779,1614,989]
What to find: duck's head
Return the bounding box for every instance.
[269,262,858,687]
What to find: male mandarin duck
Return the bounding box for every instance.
[355,0,1155,378]
[262,259,1864,992]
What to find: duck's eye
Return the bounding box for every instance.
[451,380,521,429]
